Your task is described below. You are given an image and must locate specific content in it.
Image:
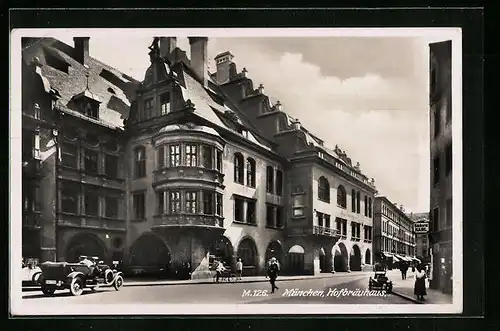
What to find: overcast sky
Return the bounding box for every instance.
[39,29,458,213]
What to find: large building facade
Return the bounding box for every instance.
[373,197,416,269]
[20,36,377,278]
[429,40,453,294]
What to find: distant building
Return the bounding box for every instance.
[429,40,453,294]
[407,213,430,262]
[373,197,416,269]
[21,36,377,278]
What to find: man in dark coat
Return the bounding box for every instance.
[267,257,280,293]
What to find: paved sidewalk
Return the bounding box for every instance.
[390,270,453,304]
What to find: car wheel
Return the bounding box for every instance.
[41,285,56,296]
[113,275,124,291]
[70,277,84,296]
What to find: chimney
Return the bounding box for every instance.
[73,37,90,65]
[159,37,177,61]
[258,84,264,94]
[188,37,208,87]
[214,51,234,85]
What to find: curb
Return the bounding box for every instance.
[391,290,424,304]
[123,273,360,287]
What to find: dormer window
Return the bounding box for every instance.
[143,98,154,120]
[160,93,171,115]
[82,102,99,119]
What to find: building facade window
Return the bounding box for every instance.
[368,197,372,218]
[105,154,119,178]
[445,142,452,176]
[185,144,197,167]
[134,146,146,178]
[185,191,197,213]
[276,207,283,228]
[318,177,330,202]
[216,149,223,172]
[432,207,439,232]
[105,196,119,218]
[84,187,99,216]
[202,145,213,169]
[169,191,181,214]
[337,185,347,208]
[157,191,165,214]
[356,191,361,214]
[157,146,165,169]
[246,158,256,187]
[202,191,214,214]
[234,197,244,222]
[133,192,145,220]
[234,153,244,184]
[160,93,171,115]
[144,98,154,119]
[169,145,181,167]
[84,149,99,174]
[266,204,275,227]
[292,194,305,217]
[215,193,223,216]
[246,199,256,225]
[351,189,356,212]
[364,195,368,216]
[433,156,441,186]
[276,170,283,196]
[61,183,79,214]
[266,166,274,193]
[335,218,347,237]
[60,143,78,168]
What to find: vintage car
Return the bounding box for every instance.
[36,258,124,296]
[22,261,42,286]
[368,271,393,293]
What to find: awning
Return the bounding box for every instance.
[382,252,393,258]
[392,256,400,262]
[412,257,421,263]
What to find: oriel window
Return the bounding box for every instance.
[202,145,213,169]
[185,144,197,167]
[169,191,181,214]
[169,145,181,167]
[185,191,197,214]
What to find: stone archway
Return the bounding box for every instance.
[333,242,349,272]
[288,244,305,275]
[265,240,285,269]
[236,237,259,275]
[365,248,371,265]
[66,233,107,263]
[350,244,362,271]
[211,235,234,267]
[129,233,171,275]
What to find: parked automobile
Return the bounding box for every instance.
[368,271,393,293]
[36,258,124,296]
[22,260,42,286]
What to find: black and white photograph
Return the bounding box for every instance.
[10,27,462,315]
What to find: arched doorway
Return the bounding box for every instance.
[129,234,171,275]
[66,233,107,263]
[333,243,348,272]
[211,236,234,267]
[365,249,371,265]
[236,237,259,276]
[265,241,285,268]
[350,244,362,271]
[288,245,305,275]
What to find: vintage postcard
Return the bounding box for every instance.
[10,27,462,315]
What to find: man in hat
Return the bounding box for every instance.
[267,257,280,293]
[79,255,94,267]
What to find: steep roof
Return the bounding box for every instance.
[21,38,140,130]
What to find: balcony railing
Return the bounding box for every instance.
[57,213,126,231]
[152,214,224,228]
[313,225,339,237]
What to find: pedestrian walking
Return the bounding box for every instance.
[414,265,427,301]
[215,260,225,283]
[267,257,280,293]
[236,258,243,280]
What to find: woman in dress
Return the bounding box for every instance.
[414,264,427,301]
